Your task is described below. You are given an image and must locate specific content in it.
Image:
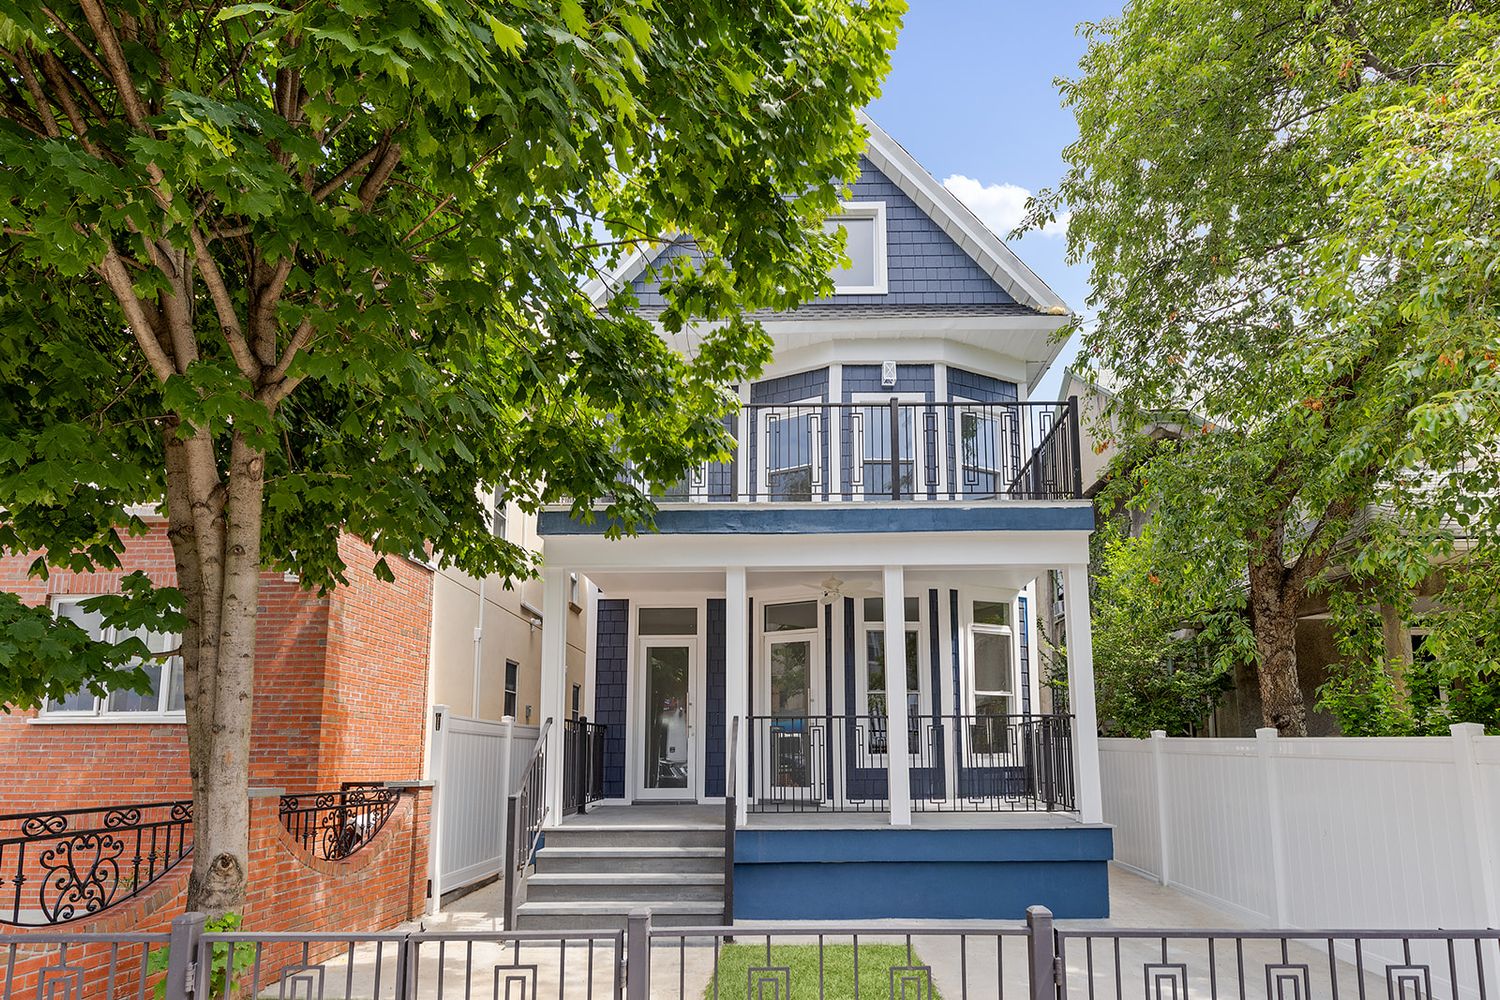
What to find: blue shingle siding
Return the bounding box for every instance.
[748,369,830,499]
[705,599,727,797]
[594,599,630,799]
[947,367,1018,403]
[625,157,1021,315]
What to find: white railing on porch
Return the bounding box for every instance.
[1099,724,1500,931]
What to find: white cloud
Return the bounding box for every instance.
[941,174,1070,239]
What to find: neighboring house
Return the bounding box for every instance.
[425,490,591,730]
[516,114,1112,928]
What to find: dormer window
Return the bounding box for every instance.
[824,202,888,295]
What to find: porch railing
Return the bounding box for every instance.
[0,799,192,926]
[658,397,1084,503]
[277,783,401,861]
[562,717,606,817]
[747,713,1075,813]
[503,716,551,930]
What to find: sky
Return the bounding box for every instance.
[865,1,1121,399]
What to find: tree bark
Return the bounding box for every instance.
[1247,522,1309,735]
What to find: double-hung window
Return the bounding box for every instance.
[958,404,1009,498]
[44,597,184,719]
[491,490,508,541]
[762,405,821,501]
[504,659,519,718]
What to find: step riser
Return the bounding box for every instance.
[525,884,724,903]
[513,911,725,932]
[534,856,723,874]
[541,829,723,849]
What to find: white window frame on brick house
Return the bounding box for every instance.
[825,201,888,295]
[37,595,185,722]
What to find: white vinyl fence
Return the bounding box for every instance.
[428,705,541,906]
[1100,724,1500,931]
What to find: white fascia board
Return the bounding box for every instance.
[757,339,1032,389]
[542,522,1092,572]
[856,110,1071,316]
[756,313,1070,337]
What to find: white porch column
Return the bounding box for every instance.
[540,565,569,827]
[1063,563,1104,823]
[883,565,912,825]
[725,567,749,824]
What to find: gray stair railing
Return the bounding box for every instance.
[504,716,552,930]
[722,715,738,926]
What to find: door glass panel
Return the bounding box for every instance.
[639,607,698,635]
[643,645,690,790]
[764,600,818,632]
[768,639,812,788]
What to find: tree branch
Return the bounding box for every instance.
[76,0,152,132]
[188,226,259,380]
[311,143,383,202]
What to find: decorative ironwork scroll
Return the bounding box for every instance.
[278,784,401,861]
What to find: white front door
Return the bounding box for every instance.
[757,605,824,802]
[638,639,696,798]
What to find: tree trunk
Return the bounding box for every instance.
[166,425,267,918]
[1248,527,1308,736]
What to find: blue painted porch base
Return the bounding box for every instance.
[734,826,1112,920]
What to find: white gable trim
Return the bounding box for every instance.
[582,115,1072,318]
[855,111,1069,315]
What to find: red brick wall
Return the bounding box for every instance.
[0,525,431,811]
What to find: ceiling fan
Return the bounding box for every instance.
[815,575,881,604]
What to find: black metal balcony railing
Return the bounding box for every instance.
[562,718,606,817]
[746,713,1076,814]
[659,397,1083,503]
[277,783,401,861]
[0,799,192,926]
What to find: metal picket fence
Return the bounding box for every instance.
[5,907,1500,1000]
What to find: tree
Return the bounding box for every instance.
[1027,3,1500,734]
[0,0,903,914]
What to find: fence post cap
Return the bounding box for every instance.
[1450,722,1486,738]
[1254,727,1279,739]
[1025,904,1053,922]
[1149,730,1167,739]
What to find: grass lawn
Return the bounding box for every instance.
[702,942,942,999]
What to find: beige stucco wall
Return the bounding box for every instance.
[428,503,589,727]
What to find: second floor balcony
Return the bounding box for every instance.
[661,397,1084,504]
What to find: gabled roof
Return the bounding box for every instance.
[583,111,1071,316]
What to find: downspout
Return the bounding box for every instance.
[472,576,486,716]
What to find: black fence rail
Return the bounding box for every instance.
[277,785,401,862]
[0,800,192,927]
[908,713,1076,813]
[14,909,1497,1000]
[747,714,890,813]
[563,718,607,817]
[747,713,1075,814]
[658,397,1084,503]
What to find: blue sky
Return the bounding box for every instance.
[866,1,1120,398]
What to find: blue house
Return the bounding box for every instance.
[518,114,1111,929]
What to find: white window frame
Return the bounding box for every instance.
[38,596,185,722]
[855,595,929,761]
[758,399,824,501]
[966,598,1017,719]
[491,489,508,541]
[954,397,1011,498]
[827,201,888,295]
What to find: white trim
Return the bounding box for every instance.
[28,713,185,726]
[827,201,888,295]
[42,595,183,720]
[855,111,1069,316]
[627,599,709,801]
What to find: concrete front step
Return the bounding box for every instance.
[512,900,726,931]
[533,846,724,874]
[541,826,724,850]
[525,872,724,903]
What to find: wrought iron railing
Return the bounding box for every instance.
[907,713,1076,812]
[504,716,552,930]
[747,714,890,813]
[562,718,606,817]
[747,713,1075,814]
[8,908,1500,1000]
[723,715,739,925]
[0,799,192,927]
[657,397,1084,503]
[277,784,400,861]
